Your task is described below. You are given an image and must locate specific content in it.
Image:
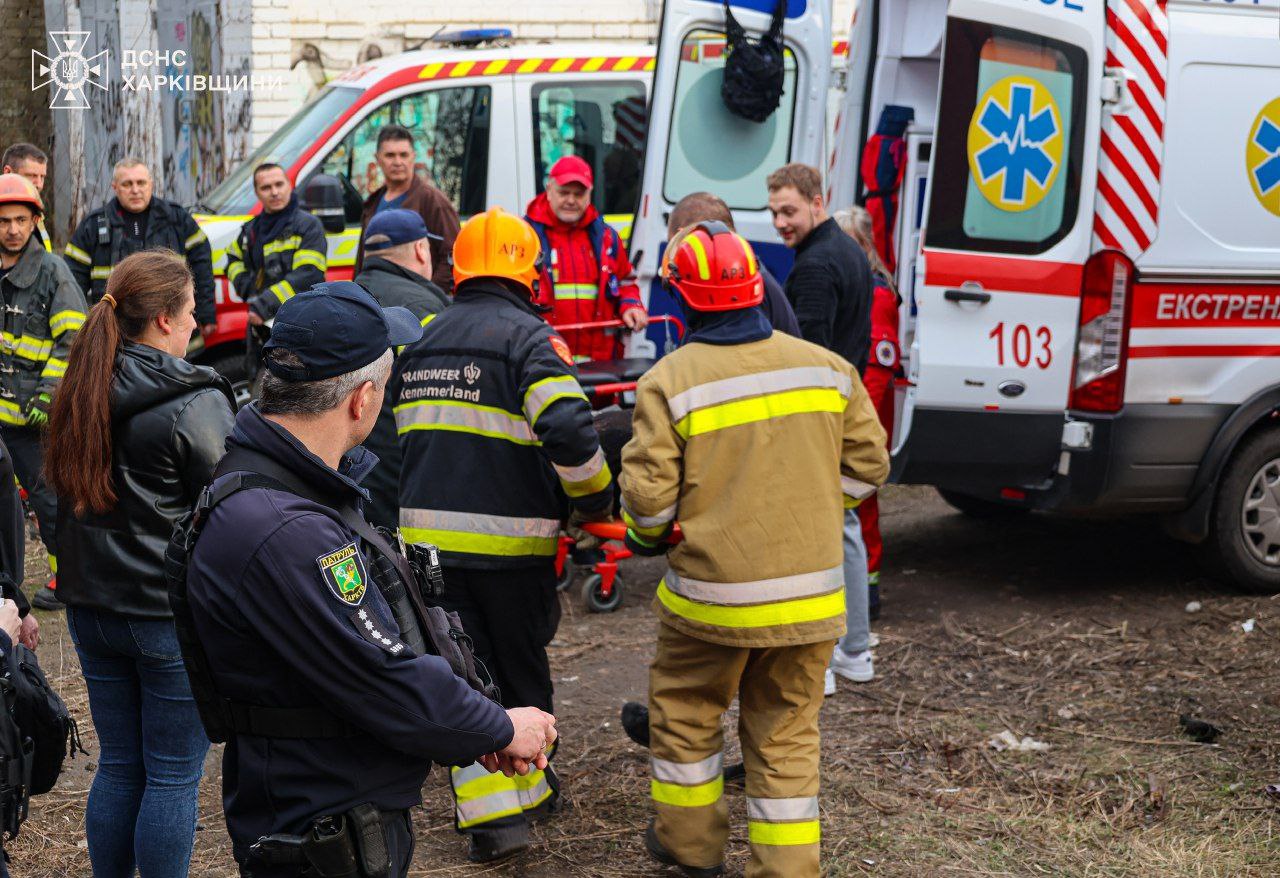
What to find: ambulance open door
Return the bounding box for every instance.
[628,0,832,356]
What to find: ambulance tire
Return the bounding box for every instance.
[1203,426,1280,594]
[938,489,1030,520]
[581,573,624,613]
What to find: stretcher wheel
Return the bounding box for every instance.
[581,572,624,613]
[556,561,576,593]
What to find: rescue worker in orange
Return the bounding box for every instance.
[524,156,647,361]
[619,224,889,877]
[836,207,901,620]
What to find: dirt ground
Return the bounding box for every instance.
[11,485,1280,876]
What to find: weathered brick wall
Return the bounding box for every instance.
[0,0,56,234]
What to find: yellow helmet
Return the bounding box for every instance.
[452,207,543,294]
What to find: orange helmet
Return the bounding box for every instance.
[452,207,543,294]
[0,174,43,216]
[663,221,764,312]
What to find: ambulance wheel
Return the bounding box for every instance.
[581,573,624,613]
[938,489,1029,520]
[1204,426,1280,594]
[556,562,576,593]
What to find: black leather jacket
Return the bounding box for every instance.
[56,343,235,618]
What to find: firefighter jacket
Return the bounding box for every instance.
[620,325,890,648]
[392,279,612,570]
[64,197,216,325]
[524,193,644,362]
[0,237,87,425]
[225,201,327,321]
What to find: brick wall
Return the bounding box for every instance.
[249,0,858,147]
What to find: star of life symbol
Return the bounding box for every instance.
[33,31,109,109]
[1251,117,1280,197]
[973,81,1060,207]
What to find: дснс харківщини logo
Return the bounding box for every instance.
[32,31,108,110]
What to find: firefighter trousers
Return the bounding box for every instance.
[1,427,55,570]
[440,564,561,835]
[648,621,834,878]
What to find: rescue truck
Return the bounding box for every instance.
[630,0,1280,592]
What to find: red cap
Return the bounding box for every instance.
[547,155,593,188]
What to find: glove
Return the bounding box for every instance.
[24,393,51,428]
[625,528,669,558]
[566,510,604,551]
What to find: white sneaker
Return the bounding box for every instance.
[868,632,880,649]
[823,667,836,697]
[830,648,874,683]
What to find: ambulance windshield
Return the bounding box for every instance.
[200,85,363,216]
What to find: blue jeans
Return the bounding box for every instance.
[67,607,209,878]
[837,508,870,656]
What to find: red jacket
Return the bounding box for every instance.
[524,193,644,362]
[868,273,902,376]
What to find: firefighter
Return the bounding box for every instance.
[0,175,87,611]
[524,155,647,361]
[619,223,889,878]
[225,163,328,327]
[1,144,49,252]
[393,207,613,863]
[63,158,216,334]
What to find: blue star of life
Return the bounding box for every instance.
[975,83,1059,204]
[1253,118,1280,196]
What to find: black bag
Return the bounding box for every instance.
[721,0,788,123]
[0,674,30,839]
[8,645,80,795]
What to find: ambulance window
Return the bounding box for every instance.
[532,82,647,218]
[317,85,491,219]
[925,20,1086,254]
[662,30,797,211]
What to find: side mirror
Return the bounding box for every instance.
[299,173,347,234]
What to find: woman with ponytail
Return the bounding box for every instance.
[45,249,234,878]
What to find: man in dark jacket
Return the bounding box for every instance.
[767,163,873,371]
[225,163,327,325]
[393,209,611,863]
[356,126,460,291]
[188,282,557,876]
[64,159,216,333]
[354,209,449,529]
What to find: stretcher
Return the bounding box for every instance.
[555,315,685,408]
[555,520,683,613]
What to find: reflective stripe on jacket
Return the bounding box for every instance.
[392,280,612,569]
[620,331,889,647]
[226,210,328,320]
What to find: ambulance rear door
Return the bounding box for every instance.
[629,0,832,356]
[901,0,1102,495]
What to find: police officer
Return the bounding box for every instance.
[184,281,558,877]
[63,158,216,334]
[393,208,612,863]
[0,174,87,611]
[226,163,328,327]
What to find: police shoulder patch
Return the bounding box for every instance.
[548,334,574,366]
[316,542,368,605]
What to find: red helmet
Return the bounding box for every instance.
[663,221,764,312]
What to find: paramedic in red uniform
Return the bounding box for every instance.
[835,206,901,622]
[524,156,647,361]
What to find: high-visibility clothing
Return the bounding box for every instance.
[860,273,901,581]
[620,330,889,647]
[225,207,327,320]
[393,280,612,569]
[525,193,644,362]
[649,621,833,877]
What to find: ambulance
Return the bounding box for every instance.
[629,0,1280,592]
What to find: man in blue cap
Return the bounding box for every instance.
[355,210,451,529]
[183,281,558,877]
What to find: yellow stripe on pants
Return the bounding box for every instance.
[450,762,522,829]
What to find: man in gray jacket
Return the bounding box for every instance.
[354,209,450,528]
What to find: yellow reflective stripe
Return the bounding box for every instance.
[668,367,852,422]
[553,283,598,300]
[292,248,327,270]
[270,280,295,303]
[184,229,208,250]
[0,398,23,426]
[225,260,246,281]
[2,333,53,361]
[683,233,711,280]
[620,500,676,539]
[400,527,557,558]
[559,458,612,498]
[262,234,302,256]
[64,243,92,265]
[90,266,113,280]
[451,765,523,828]
[48,310,86,335]
[655,581,845,629]
[651,775,723,808]
[675,388,846,439]
[454,769,519,801]
[512,768,553,810]
[41,357,68,379]
[400,509,560,558]
[395,399,538,445]
[748,820,821,846]
[523,374,587,426]
[420,313,437,327]
[663,566,842,606]
[738,234,757,275]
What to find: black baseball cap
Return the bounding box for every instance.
[263,281,422,381]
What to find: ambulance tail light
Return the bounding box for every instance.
[1069,250,1134,414]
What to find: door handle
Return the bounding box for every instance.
[944,288,991,304]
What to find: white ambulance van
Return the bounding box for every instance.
[634,0,1280,592]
